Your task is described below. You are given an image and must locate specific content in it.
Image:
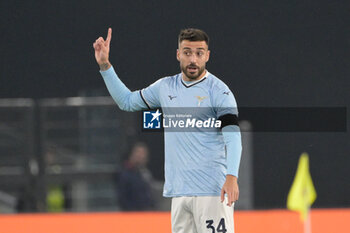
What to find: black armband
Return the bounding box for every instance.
[218,114,239,129]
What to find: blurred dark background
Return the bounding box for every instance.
[0,0,348,211]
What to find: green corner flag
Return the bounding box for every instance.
[287,153,317,221]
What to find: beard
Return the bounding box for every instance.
[180,63,206,80]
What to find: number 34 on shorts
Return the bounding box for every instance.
[206,218,227,233]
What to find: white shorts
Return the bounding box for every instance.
[171,196,234,233]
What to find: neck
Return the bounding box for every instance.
[182,70,207,82]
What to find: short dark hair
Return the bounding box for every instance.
[178,28,209,47]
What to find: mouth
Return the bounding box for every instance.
[187,66,198,73]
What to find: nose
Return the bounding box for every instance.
[189,53,197,63]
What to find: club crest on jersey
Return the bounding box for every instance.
[195,96,207,106]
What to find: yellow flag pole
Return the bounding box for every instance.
[304,207,311,233]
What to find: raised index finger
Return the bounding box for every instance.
[106,28,112,44]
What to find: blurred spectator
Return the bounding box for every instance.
[46,185,65,212]
[117,142,155,211]
[45,145,70,212]
[16,185,37,213]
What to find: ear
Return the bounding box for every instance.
[176,49,180,61]
[206,50,210,62]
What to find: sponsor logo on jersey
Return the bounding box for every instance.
[168,95,177,100]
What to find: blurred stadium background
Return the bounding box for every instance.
[0,0,348,232]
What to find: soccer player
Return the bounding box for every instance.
[93,28,242,233]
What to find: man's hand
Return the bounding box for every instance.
[93,28,112,71]
[221,175,239,207]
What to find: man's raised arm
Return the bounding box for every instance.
[93,28,150,111]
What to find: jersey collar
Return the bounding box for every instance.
[180,70,209,88]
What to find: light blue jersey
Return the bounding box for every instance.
[101,67,241,197]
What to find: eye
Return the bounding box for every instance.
[197,51,204,56]
[184,51,191,56]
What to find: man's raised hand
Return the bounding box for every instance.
[93,28,112,70]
